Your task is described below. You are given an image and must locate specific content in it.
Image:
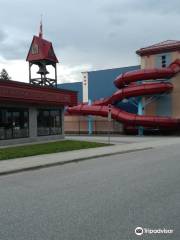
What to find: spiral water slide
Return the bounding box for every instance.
[67,59,180,128]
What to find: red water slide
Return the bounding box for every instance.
[67,59,180,128]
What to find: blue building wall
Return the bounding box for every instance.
[58,65,140,113]
[88,65,140,113]
[88,65,140,101]
[58,82,82,103]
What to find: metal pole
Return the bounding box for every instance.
[79,117,80,135]
[108,104,112,144]
[29,62,31,83]
[108,122,110,144]
[55,64,57,87]
[138,97,144,136]
[88,99,93,135]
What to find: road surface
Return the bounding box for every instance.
[0,143,179,239]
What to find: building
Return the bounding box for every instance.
[60,82,83,103]
[0,28,77,146]
[136,40,180,119]
[60,40,180,135]
[59,65,140,134]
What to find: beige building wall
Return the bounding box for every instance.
[144,97,156,116]
[141,55,156,69]
[64,115,123,134]
[170,52,180,117]
[141,55,156,116]
[140,51,180,118]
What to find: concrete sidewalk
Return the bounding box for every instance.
[0,136,179,176]
[66,135,177,145]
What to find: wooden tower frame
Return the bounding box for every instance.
[26,23,59,88]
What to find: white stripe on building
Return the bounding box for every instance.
[82,71,89,103]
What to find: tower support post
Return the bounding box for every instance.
[138,96,144,136]
[88,99,93,135]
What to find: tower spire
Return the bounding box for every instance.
[39,15,43,39]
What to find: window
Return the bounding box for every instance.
[37,109,62,136]
[0,108,29,140]
[161,55,166,68]
[31,43,39,55]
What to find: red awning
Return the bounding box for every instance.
[0,80,77,107]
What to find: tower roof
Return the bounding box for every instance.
[26,35,59,63]
[136,40,180,56]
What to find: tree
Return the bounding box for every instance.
[0,69,11,80]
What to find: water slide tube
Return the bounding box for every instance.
[67,59,180,128]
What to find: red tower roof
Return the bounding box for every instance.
[26,35,59,63]
[136,40,180,56]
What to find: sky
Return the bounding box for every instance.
[0,0,179,83]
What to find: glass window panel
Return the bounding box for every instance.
[0,109,5,140]
[37,109,62,136]
[0,107,29,140]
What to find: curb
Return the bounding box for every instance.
[0,147,152,176]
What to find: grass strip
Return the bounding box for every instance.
[0,140,110,161]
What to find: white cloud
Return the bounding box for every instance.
[0,59,28,82]
[0,0,179,84]
[0,57,92,84]
[57,64,93,83]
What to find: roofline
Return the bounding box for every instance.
[0,79,77,94]
[26,35,59,63]
[26,36,35,61]
[58,81,82,85]
[84,65,140,74]
[33,35,52,44]
[136,45,180,56]
[0,80,78,106]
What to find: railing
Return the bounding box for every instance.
[64,119,123,135]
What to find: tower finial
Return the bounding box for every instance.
[39,15,43,38]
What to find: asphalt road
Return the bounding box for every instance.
[0,144,180,239]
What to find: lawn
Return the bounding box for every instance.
[0,140,109,161]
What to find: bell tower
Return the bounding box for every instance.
[26,21,59,87]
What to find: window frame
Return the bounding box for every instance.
[0,107,29,140]
[37,108,62,136]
